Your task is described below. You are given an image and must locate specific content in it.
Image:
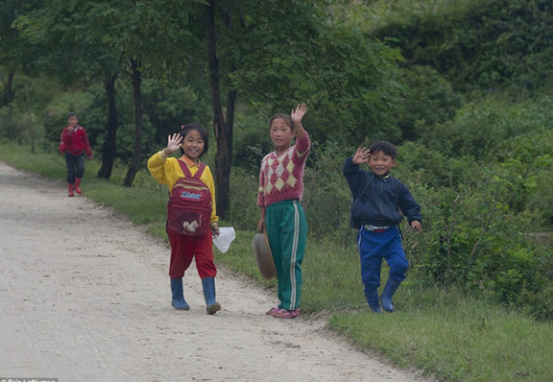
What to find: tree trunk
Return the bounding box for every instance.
[97,72,119,180]
[124,58,143,187]
[207,0,236,219]
[3,72,16,138]
[25,79,35,153]
[220,89,237,218]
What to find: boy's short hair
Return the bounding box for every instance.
[369,141,397,159]
[179,122,209,156]
[68,112,78,118]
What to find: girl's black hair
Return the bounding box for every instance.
[369,140,397,159]
[269,113,293,130]
[179,122,209,156]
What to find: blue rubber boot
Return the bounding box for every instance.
[364,289,382,313]
[170,278,190,310]
[380,279,400,312]
[201,277,221,315]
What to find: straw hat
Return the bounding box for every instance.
[252,232,276,280]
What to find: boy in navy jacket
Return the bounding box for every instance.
[343,141,421,313]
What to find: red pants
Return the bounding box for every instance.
[167,229,217,279]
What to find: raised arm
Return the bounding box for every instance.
[291,103,308,140]
[147,133,184,183]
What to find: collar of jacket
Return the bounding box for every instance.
[180,155,199,168]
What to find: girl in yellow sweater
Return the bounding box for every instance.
[148,123,221,314]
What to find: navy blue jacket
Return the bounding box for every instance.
[342,157,421,228]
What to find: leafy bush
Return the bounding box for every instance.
[417,94,553,225]
[398,143,552,318]
[227,166,260,231]
[395,65,462,141]
[369,0,553,95]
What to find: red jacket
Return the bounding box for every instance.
[59,126,93,157]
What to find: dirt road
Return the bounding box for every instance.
[0,161,422,382]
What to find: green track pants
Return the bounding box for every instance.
[265,199,308,311]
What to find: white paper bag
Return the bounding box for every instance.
[213,227,236,253]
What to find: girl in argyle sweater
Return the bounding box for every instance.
[257,103,310,319]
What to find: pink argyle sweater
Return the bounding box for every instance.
[257,132,311,207]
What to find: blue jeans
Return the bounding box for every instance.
[356,226,409,293]
[65,153,85,184]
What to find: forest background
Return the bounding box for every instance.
[0,0,552,380]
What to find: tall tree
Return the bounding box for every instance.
[99,0,200,187]
[206,0,235,220]
[16,0,200,184]
[202,0,327,218]
[15,0,123,179]
[0,0,44,137]
[202,0,401,218]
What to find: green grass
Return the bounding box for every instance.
[1,142,552,382]
[329,291,553,381]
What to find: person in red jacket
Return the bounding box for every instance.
[59,112,93,197]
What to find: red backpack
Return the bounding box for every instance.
[166,160,212,236]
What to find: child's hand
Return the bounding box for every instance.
[353,147,370,165]
[210,222,220,237]
[291,103,308,125]
[411,221,422,232]
[257,217,265,233]
[166,133,183,154]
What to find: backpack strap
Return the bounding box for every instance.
[177,159,205,179]
[195,163,206,179]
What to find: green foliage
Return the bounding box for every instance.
[367,0,553,95]
[226,2,408,144]
[416,94,553,224]
[227,166,260,231]
[395,65,462,141]
[420,95,552,161]
[302,141,355,244]
[0,75,60,150]
[398,138,552,318]
[226,106,271,174]
[85,78,210,164]
[0,0,45,76]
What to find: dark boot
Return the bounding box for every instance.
[201,277,221,315]
[364,289,381,313]
[170,278,190,310]
[68,183,75,197]
[74,177,82,194]
[380,279,400,312]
